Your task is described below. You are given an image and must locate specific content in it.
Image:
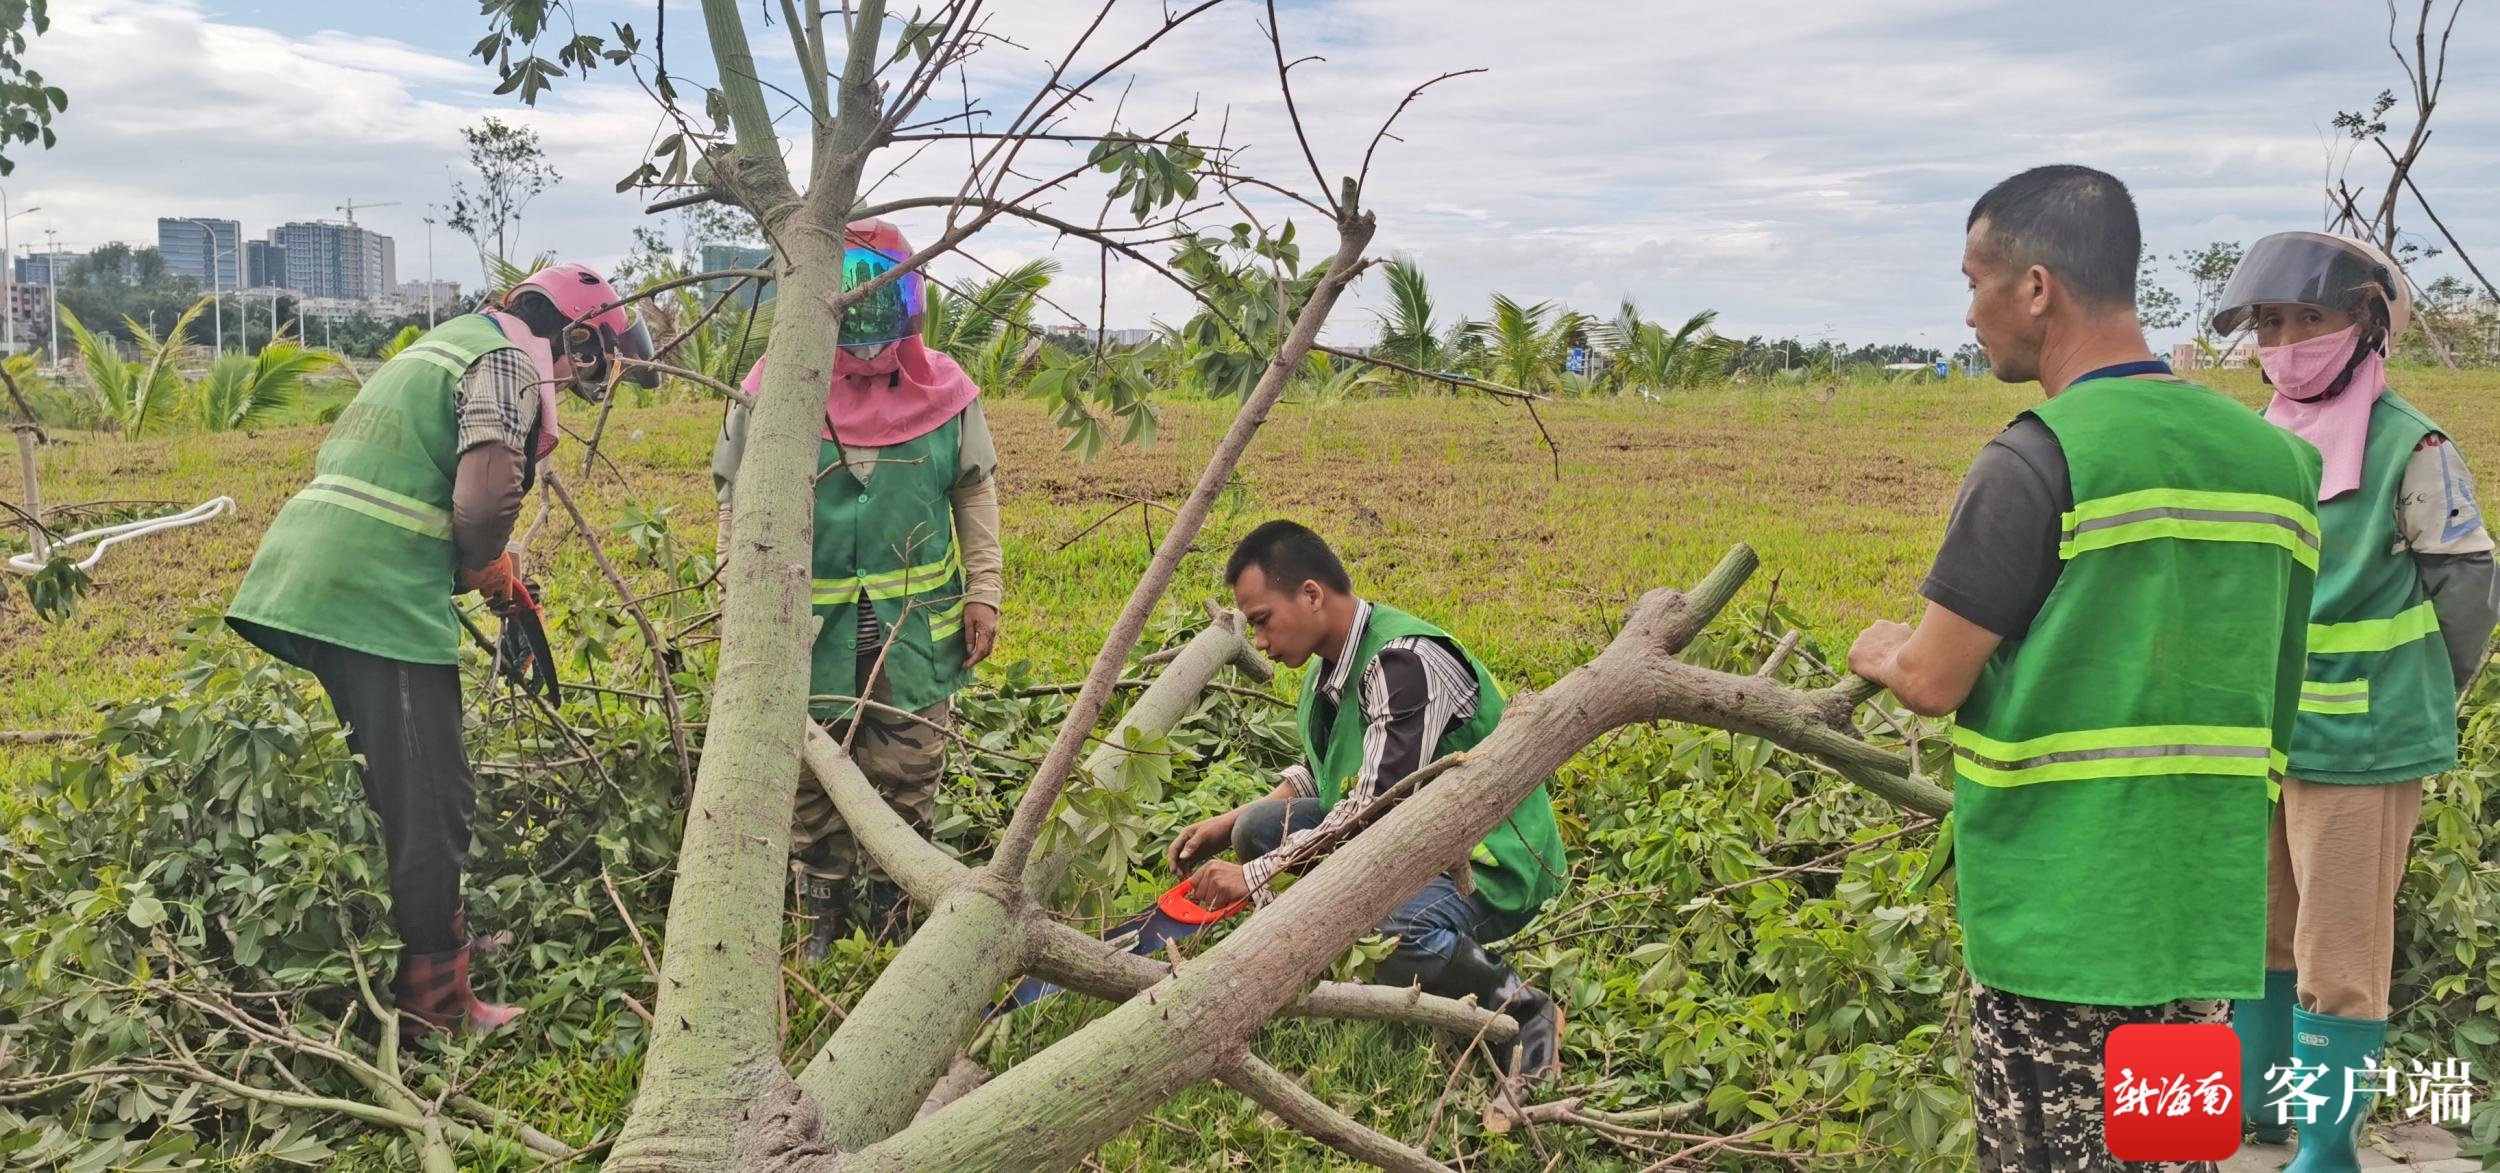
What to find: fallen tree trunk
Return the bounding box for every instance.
[841,545,1944,1170]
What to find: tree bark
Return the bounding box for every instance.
[849,548,1937,1170]
[601,4,874,1169]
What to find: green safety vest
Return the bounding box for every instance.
[807,416,973,718]
[1298,604,1568,918]
[1951,377,2321,1006]
[2291,393,2458,784]
[227,315,522,667]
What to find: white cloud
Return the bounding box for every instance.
[17,0,2499,350]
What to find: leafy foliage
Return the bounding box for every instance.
[443,116,562,274]
[2135,248,2187,334]
[57,299,207,438]
[1368,257,1446,382]
[187,342,334,433]
[1469,294,1588,395]
[0,0,62,176]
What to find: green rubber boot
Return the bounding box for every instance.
[2234,970,2298,1143]
[2282,1008,2388,1173]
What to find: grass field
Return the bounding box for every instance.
[16,367,2488,743]
[4,368,2495,1169]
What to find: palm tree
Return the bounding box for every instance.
[190,341,335,432]
[59,298,208,437]
[1292,351,1388,403]
[1468,294,1586,394]
[923,258,1058,360]
[923,258,1060,391]
[1369,257,1444,381]
[1608,306,1726,396]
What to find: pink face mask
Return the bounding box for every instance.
[2257,324,2360,401]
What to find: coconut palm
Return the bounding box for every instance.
[1293,351,1388,403]
[923,258,1058,360]
[1369,257,1445,380]
[1608,304,1727,396]
[1467,293,1587,395]
[60,298,208,437]
[923,258,1059,391]
[190,341,335,432]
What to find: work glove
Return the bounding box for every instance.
[458,551,540,619]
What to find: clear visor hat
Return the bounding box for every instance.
[840,246,925,346]
[2209,232,2397,338]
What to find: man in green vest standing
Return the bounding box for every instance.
[227,264,654,1035]
[1168,521,1569,1078]
[1847,166,2321,1171]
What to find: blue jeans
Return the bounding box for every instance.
[1232,798,1527,979]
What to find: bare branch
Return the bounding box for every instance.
[1358,69,1487,197]
[543,471,697,790]
[1221,1054,1452,1173]
[1262,0,1339,212]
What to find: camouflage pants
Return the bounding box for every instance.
[1968,983,2228,1173]
[791,651,951,885]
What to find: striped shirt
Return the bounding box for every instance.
[452,348,542,455]
[1239,600,1479,901]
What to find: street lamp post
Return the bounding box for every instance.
[423,216,437,328]
[1,190,39,356]
[185,218,231,355]
[43,226,59,366]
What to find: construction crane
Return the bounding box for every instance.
[336,198,400,225]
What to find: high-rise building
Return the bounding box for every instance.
[270,221,396,302]
[14,250,79,285]
[245,239,289,289]
[157,218,242,290]
[701,244,776,300]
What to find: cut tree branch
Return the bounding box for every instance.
[1221,1054,1452,1173]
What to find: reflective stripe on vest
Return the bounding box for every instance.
[2299,678,2371,715]
[2307,599,2440,655]
[810,553,960,606]
[1952,722,2282,788]
[297,474,453,541]
[2059,487,2321,570]
[927,597,968,641]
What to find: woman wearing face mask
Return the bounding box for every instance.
[711,219,1005,957]
[2213,233,2497,1172]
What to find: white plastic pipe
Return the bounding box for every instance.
[7,496,236,575]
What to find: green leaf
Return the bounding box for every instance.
[125,894,166,928]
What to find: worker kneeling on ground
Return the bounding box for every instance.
[226,263,655,1035]
[1168,520,1569,1079]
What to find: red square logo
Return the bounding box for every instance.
[2104,1023,2243,1161]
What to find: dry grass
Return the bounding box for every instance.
[5,367,2493,759]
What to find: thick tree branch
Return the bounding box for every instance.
[860,546,1933,1170]
[1019,915,1519,1042]
[1221,1054,1452,1173]
[699,0,799,213]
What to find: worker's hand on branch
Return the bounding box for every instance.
[1185,859,1252,910]
[1167,808,1243,874]
[1845,619,1914,684]
[961,602,999,667]
[459,551,540,619]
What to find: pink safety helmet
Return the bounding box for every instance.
[503,263,659,396]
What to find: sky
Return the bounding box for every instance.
[13,0,2498,350]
